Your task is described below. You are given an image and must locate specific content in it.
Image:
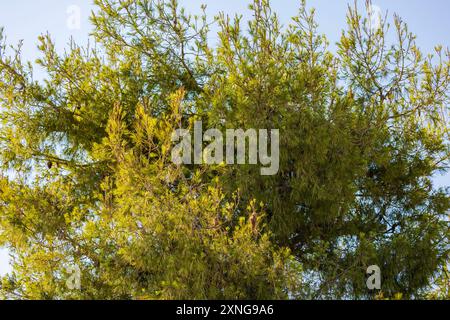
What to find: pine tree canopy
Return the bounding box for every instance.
[0,0,449,299]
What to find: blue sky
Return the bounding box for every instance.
[1,0,449,276]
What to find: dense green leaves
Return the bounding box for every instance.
[0,0,449,299]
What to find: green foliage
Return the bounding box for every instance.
[0,0,449,299]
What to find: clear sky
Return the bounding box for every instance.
[1,0,449,276]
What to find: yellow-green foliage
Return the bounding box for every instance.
[0,0,448,299]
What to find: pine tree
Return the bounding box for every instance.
[0,0,448,299]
